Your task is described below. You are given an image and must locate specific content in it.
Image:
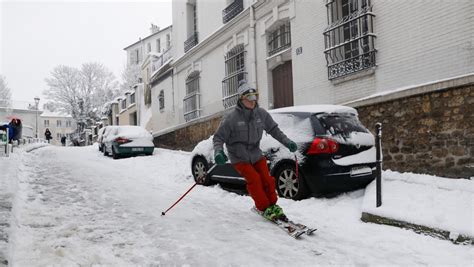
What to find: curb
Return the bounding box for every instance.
[361,212,473,245]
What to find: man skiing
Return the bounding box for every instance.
[213,80,297,220]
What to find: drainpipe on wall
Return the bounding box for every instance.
[249,3,258,90]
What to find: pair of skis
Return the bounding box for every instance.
[252,207,317,239]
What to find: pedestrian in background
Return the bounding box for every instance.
[61,136,66,146]
[212,80,298,220]
[44,128,52,143]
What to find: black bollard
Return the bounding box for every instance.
[375,123,382,207]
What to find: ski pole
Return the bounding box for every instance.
[161,164,217,216]
[294,154,298,179]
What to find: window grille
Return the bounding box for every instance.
[221,44,247,109]
[159,90,165,111]
[223,0,244,24]
[184,71,201,121]
[130,93,135,104]
[268,22,291,56]
[323,0,376,80]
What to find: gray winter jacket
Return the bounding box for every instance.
[213,102,292,164]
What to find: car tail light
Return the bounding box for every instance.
[307,138,339,155]
[115,137,131,144]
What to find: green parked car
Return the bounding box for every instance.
[102,126,155,159]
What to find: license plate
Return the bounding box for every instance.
[350,166,372,177]
[131,147,144,152]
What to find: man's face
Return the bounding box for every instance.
[241,97,256,109]
[241,89,258,109]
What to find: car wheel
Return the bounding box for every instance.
[103,145,109,156]
[192,157,213,186]
[99,144,103,152]
[274,162,308,200]
[112,147,119,159]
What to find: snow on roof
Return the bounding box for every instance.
[150,58,173,80]
[270,105,357,115]
[39,109,72,118]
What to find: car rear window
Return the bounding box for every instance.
[271,113,314,142]
[316,114,368,137]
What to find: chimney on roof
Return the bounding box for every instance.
[150,23,160,34]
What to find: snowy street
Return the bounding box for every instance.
[1,145,472,266]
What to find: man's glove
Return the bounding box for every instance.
[287,141,298,152]
[214,150,228,165]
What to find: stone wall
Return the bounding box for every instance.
[153,114,223,152]
[355,84,473,178]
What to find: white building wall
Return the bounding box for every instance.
[254,0,293,110]
[172,13,252,129]
[291,0,474,105]
[172,1,189,60]
[151,75,177,133]
[125,26,173,68]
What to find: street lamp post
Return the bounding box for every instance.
[34,97,40,138]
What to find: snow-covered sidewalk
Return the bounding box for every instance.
[0,144,472,266]
[362,170,473,243]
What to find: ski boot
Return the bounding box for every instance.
[270,204,287,221]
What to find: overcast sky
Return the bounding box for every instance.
[1,0,172,107]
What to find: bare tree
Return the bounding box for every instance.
[79,62,120,116]
[120,64,142,92]
[44,63,119,124]
[44,65,81,119]
[0,75,12,107]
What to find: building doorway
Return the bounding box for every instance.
[272,60,294,109]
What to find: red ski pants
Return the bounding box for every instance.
[233,157,278,211]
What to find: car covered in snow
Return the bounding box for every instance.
[102,126,155,159]
[97,126,109,152]
[190,105,376,200]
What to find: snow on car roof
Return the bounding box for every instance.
[269,105,357,115]
[104,125,153,142]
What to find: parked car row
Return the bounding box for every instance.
[98,125,154,159]
[190,105,377,200]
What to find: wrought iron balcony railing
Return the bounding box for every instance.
[268,24,291,56]
[184,32,198,53]
[327,49,376,80]
[222,0,243,24]
[151,47,172,73]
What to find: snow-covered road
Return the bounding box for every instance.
[3,145,472,266]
